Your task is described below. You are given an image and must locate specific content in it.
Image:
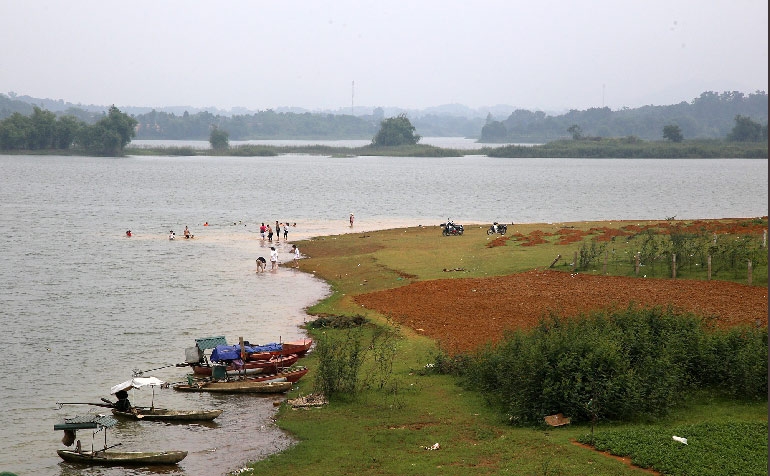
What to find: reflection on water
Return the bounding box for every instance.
[0,152,766,475]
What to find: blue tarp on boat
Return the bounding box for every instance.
[210,343,283,362]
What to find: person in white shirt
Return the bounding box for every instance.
[269,246,278,270]
[292,244,300,268]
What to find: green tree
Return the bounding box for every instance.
[480,120,508,142]
[371,113,421,146]
[0,112,33,149]
[77,105,137,155]
[567,124,583,140]
[53,115,81,149]
[30,106,57,149]
[662,124,684,142]
[727,115,767,141]
[209,127,230,150]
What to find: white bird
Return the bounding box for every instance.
[672,435,688,445]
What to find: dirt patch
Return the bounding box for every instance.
[355,269,768,354]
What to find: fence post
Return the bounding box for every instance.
[748,260,753,285]
[603,250,608,275]
[572,251,577,272]
[707,254,711,281]
[635,252,640,276]
[672,253,676,279]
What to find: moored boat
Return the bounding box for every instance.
[191,353,299,376]
[112,407,222,421]
[54,414,187,466]
[173,379,292,394]
[57,449,188,465]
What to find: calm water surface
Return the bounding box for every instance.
[0,148,766,475]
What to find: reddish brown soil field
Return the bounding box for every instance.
[355,269,768,354]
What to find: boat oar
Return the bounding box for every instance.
[56,402,114,409]
[132,364,176,377]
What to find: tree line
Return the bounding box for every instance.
[481,90,768,142]
[0,105,136,155]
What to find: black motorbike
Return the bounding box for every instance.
[487,222,508,235]
[442,221,464,236]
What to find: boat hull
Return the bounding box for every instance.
[192,353,299,375]
[173,380,292,394]
[112,408,222,421]
[57,449,187,465]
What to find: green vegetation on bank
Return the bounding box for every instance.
[242,219,767,476]
[485,137,768,158]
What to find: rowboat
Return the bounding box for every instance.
[247,339,313,360]
[191,353,299,376]
[107,376,221,421]
[57,449,188,465]
[238,366,308,383]
[112,406,222,421]
[173,379,292,394]
[54,414,187,466]
[183,336,312,367]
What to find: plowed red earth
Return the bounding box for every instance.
[355,269,768,354]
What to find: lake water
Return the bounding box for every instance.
[0,145,766,475]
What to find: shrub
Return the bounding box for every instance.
[460,306,767,424]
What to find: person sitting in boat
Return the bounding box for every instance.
[113,390,133,413]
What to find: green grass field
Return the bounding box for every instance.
[240,219,767,476]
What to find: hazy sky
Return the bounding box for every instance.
[2,0,767,112]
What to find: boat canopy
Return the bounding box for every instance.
[54,414,117,431]
[210,343,283,362]
[111,377,166,395]
[195,336,227,350]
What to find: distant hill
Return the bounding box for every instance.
[480,91,768,143]
[2,90,766,142]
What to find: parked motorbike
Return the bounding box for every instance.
[487,222,508,235]
[442,221,464,236]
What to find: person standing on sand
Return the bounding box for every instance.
[269,246,278,270]
[283,222,289,240]
[350,213,354,227]
[291,244,300,268]
[256,257,266,273]
[275,221,281,242]
[260,223,266,241]
[267,224,273,242]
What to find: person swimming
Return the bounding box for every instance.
[126,230,132,237]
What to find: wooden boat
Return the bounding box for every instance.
[57,449,188,465]
[112,406,222,421]
[173,379,292,394]
[191,353,299,376]
[54,414,187,466]
[239,366,308,383]
[247,339,313,360]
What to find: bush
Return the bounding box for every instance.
[312,329,366,398]
[460,306,767,424]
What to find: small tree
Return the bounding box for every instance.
[727,115,767,142]
[76,105,137,155]
[663,124,684,142]
[567,124,583,140]
[209,127,229,150]
[371,113,420,146]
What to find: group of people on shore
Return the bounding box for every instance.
[258,221,296,242]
